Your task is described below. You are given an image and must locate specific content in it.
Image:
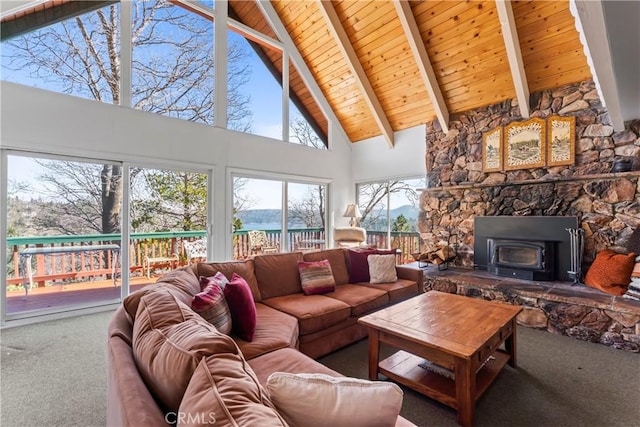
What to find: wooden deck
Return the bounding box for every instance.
[5,275,159,315]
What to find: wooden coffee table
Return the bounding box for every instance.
[359,291,522,427]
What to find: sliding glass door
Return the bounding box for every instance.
[1,152,213,321]
[3,153,123,318]
[232,174,327,258]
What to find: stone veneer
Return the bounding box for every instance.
[420,79,640,268]
[420,266,640,353]
[418,79,640,351]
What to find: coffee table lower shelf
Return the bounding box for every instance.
[378,349,511,409]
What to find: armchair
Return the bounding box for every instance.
[333,226,368,248]
[248,230,279,255]
[184,237,207,263]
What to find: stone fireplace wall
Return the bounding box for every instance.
[420,80,640,269]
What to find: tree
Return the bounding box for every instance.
[288,186,325,228]
[392,214,410,232]
[30,160,121,235]
[3,0,252,234]
[358,181,421,230]
[290,116,325,149]
[130,169,207,232]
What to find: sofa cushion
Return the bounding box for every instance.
[347,248,397,283]
[224,273,258,342]
[298,260,336,295]
[254,252,304,299]
[368,254,398,284]
[262,294,351,335]
[266,372,403,427]
[234,302,298,360]
[347,248,377,282]
[123,267,199,320]
[303,249,350,285]
[355,279,420,304]
[178,355,286,427]
[324,284,389,317]
[191,281,232,334]
[132,289,240,412]
[248,347,340,386]
[195,260,261,302]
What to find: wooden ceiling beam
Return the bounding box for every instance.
[317,0,395,148]
[1,1,117,42]
[393,0,449,134]
[496,0,530,119]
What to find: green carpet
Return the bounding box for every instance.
[1,310,638,427]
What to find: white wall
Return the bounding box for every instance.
[0,82,355,259]
[351,124,426,183]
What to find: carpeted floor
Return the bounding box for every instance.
[1,309,638,427]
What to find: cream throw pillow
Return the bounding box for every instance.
[368,254,398,283]
[266,372,403,427]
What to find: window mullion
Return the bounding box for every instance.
[214,0,228,128]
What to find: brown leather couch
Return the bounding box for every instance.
[107,248,422,426]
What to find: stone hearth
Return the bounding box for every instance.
[417,264,640,353]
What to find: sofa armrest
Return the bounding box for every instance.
[396,265,423,288]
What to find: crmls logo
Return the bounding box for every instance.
[165,411,216,424]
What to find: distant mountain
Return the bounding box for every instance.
[235,205,419,228]
[235,209,281,224]
[389,204,419,220]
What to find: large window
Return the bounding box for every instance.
[4,153,123,317]
[1,0,330,147]
[357,177,426,256]
[129,165,210,277]
[227,31,282,138]
[1,3,121,103]
[2,152,213,320]
[232,175,327,258]
[131,0,215,124]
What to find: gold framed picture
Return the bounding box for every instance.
[504,118,546,171]
[547,115,575,167]
[482,127,503,172]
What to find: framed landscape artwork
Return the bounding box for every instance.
[547,115,575,167]
[482,127,503,172]
[504,118,546,171]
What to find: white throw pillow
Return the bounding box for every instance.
[266,372,403,427]
[368,254,398,283]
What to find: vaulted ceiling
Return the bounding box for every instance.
[264,0,593,146]
[2,1,636,148]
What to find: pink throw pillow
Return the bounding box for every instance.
[191,282,232,334]
[199,271,229,292]
[298,260,336,295]
[224,273,257,342]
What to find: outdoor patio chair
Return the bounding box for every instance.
[184,237,207,263]
[248,230,279,255]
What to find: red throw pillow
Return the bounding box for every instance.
[224,273,257,342]
[348,248,397,283]
[584,250,636,295]
[298,260,336,295]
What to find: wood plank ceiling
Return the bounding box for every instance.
[268,0,592,145]
[2,0,593,146]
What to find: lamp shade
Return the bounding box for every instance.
[343,204,361,218]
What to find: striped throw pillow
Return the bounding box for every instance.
[191,283,232,334]
[298,260,335,295]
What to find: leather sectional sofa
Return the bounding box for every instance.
[107,248,423,426]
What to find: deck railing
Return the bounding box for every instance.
[5,229,419,288]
